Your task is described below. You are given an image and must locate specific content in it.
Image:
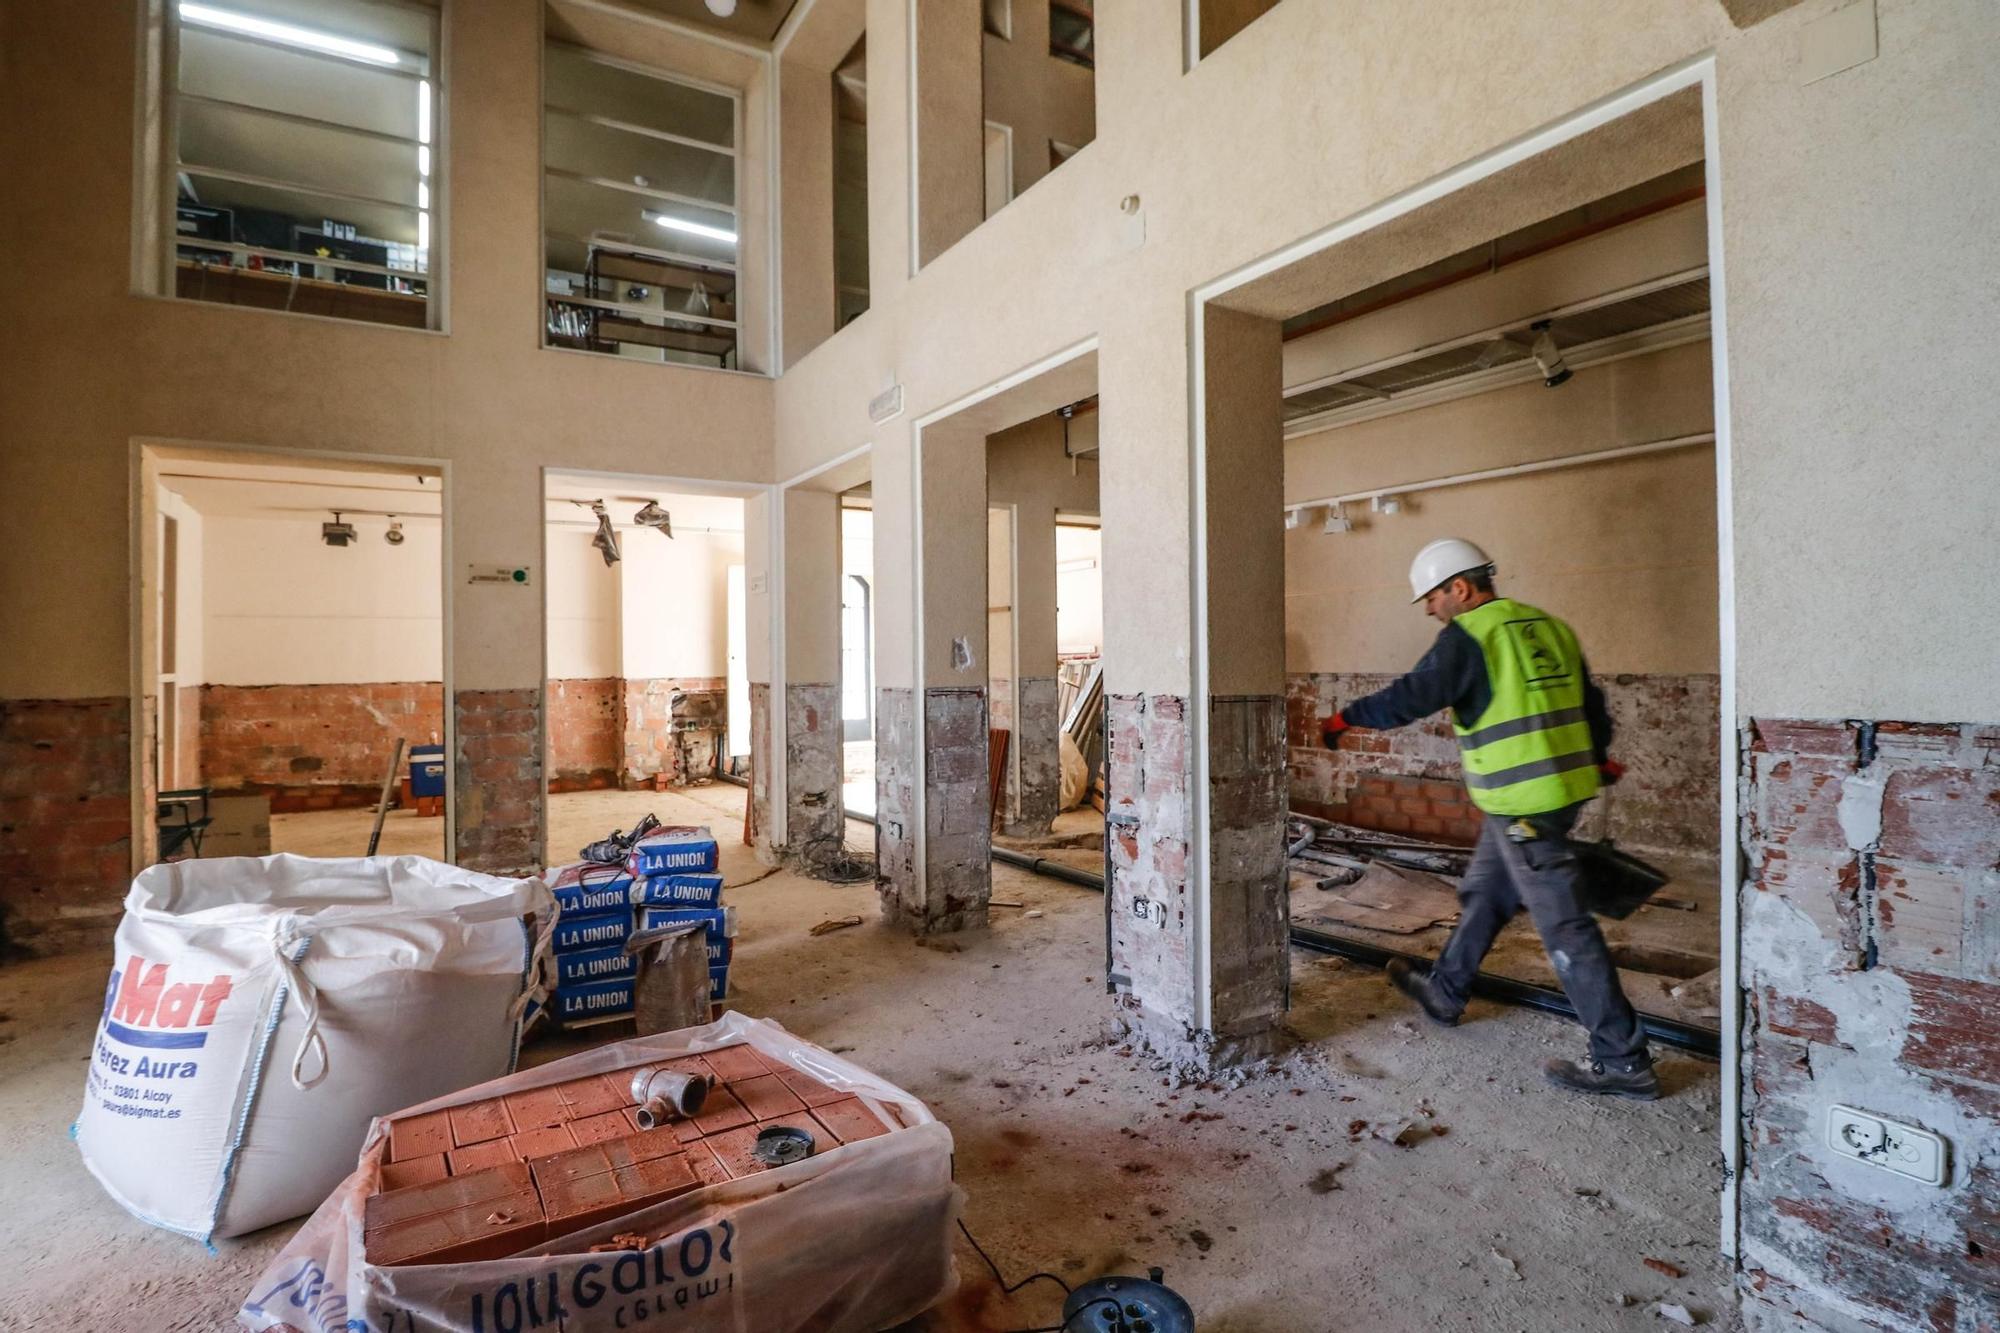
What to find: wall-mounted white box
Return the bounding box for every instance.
[1827,1104,1947,1186]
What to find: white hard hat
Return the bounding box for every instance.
[1408,537,1494,603]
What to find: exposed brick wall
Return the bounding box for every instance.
[917,686,989,932]
[874,687,917,911]
[1738,717,1999,1332]
[783,682,844,863]
[453,688,541,877]
[1003,676,1060,839]
[545,677,620,792]
[621,676,726,789]
[0,698,132,953]
[200,682,444,810]
[1286,671,1720,856]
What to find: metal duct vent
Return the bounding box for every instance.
[1282,274,1711,425]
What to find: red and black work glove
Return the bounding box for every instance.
[1600,757,1626,785]
[1321,711,1351,749]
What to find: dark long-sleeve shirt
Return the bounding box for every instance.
[1341,620,1613,762]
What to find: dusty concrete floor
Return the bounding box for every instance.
[0,785,1738,1331]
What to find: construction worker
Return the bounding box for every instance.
[1322,538,1656,1099]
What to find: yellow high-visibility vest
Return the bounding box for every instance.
[1451,598,1602,817]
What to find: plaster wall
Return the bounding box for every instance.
[0,0,774,708]
[1056,523,1102,657]
[1284,340,1719,677]
[619,527,743,681]
[986,412,1100,674]
[981,2,1096,206]
[201,513,446,685]
[775,0,1997,723]
[545,526,621,681]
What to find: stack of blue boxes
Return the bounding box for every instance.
[543,824,729,1029]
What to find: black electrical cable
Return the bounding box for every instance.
[794,829,877,884]
[1001,1296,1122,1333]
[957,1217,1070,1296]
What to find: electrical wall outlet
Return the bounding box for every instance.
[1826,1105,1947,1186]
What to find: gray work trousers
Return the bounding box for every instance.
[1428,802,1649,1066]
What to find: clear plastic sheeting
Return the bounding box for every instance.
[239,1012,961,1333]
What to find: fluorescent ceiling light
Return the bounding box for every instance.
[647,211,736,245]
[179,3,402,66]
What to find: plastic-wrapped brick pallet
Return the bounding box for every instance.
[238,1012,960,1333]
[75,854,553,1242]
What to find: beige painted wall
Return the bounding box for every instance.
[546,526,622,679]
[775,0,1999,721]
[987,411,1100,675]
[202,512,446,684]
[0,0,773,704]
[982,3,1097,207]
[1285,342,1718,676]
[620,526,743,680]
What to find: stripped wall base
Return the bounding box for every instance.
[200,681,446,809]
[1738,718,1998,1332]
[0,697,132,952]
[1002,675,1061,838]
[874,686,989,934]
[453,689,541,877]
[1287,671,1721,858]
[782,682,845,866]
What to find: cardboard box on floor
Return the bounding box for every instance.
[237,1012,960,1333]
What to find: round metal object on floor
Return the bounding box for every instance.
[751,1124,815,1167]
[1061,1272,1195,1333]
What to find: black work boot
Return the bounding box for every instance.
[1543,1055,1660,1100]
[1385,959,1459,1028]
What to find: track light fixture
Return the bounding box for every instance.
[633,501,674,538]
[322,511,357,547]
[591,501,621,566]
[1323,503,1354,534]
[1530,320,1572,388]
[384,518,405,546]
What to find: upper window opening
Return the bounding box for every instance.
[1049,1,1093,68]
[833,33,869,328]
[1195,0,1284,63]
[983,0,1013,40]
[161,0,438,329]
[542,41,741,370]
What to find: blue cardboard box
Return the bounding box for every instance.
[632,874,724,909]
[627,826,720,877]
[554,912,633,953]
[554,977,635,1023]
[708,964,729,1001]
[555,946,637,987]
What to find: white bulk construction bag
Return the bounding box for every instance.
[76,854,554,1243]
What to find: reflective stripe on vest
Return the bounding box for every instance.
[1450,598,1601,817]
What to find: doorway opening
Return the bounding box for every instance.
[138,445,447,864]
[540,472,751,863]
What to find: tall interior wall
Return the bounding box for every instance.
[0,0,774,947]
[1285,339,1719,860]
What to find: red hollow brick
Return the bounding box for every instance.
[449,1099,515,1147]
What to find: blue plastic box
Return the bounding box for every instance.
[408,744,446,798]
[554,946,637,987]
[627,826,720,877]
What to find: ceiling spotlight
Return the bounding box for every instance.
[1323,504,1353,535]
[384,518,405,546]
[1285,506,1313,531]
[633,501,674,538]
[705,0,738,15]
[590,501,621,566]
[1370,495,1403,517]
[322,511,357,547]
[1530,320,1572,388]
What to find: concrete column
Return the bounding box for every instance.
[454,460,545,877]
[877,419,990,933]
[1099,302,1288,1065]
[777,488,846,865]
[911,0,983,268]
